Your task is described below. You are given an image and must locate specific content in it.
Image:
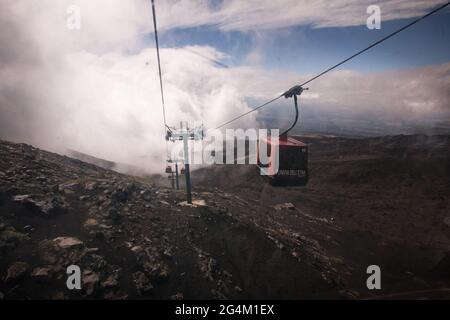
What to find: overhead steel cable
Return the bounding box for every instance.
[150,0,171,133]
[297,1,450,88]
[214,1,450,130]
[150,0,172,162]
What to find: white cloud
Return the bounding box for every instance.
[0,0,272,171]
[260,63,450,136]
[0,0,449,173]
[155,0,448,31]
[304,63,450,115]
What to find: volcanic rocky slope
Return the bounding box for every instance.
[1,134,449,299]
[0,139,338,299]
[192,134,450,299]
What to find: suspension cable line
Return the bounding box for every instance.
[214,1,450,130]
[150,0,171,133]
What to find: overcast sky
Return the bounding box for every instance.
[0,0,449,171]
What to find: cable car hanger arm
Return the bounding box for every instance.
[279,85,308,137]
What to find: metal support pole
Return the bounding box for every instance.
[168,123,203,203]
[183,136,192,204]
[175,163,179,190]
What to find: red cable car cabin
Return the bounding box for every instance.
[257,85,309,187]
[258,135,308,186]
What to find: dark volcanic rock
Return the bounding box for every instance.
[5,261,29,283]
[133,271,153,295]
[13,194,67,216]
[82,270,100,296]
[0,226,29,246]
[31,267,52,283]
